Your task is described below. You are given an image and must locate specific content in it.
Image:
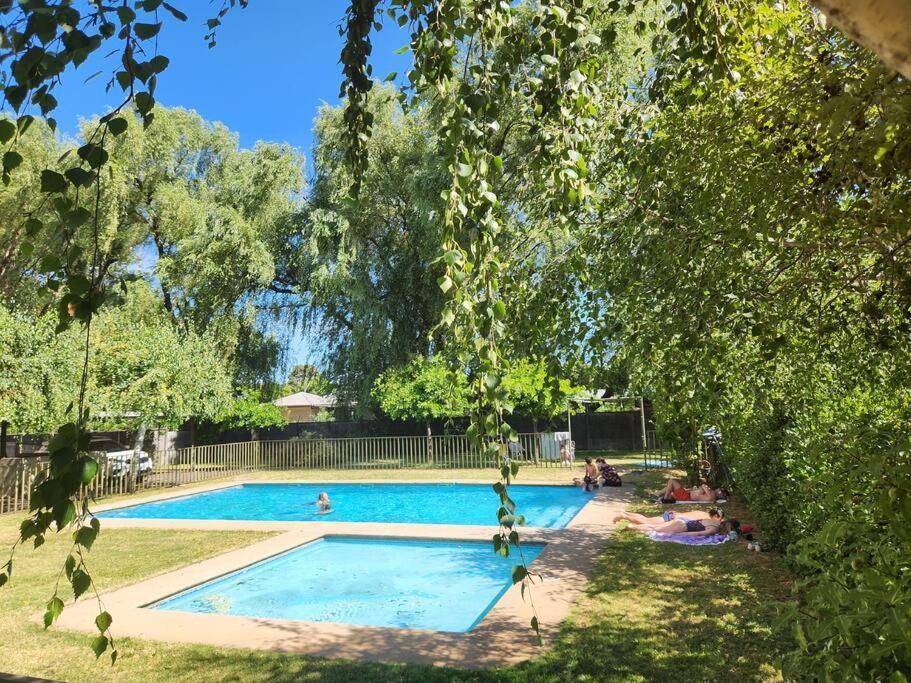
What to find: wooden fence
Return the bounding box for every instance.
[0,432,639,515]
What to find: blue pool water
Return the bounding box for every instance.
[100,482,587,528]
[151,536,545,632]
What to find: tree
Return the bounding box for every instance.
[88,283,233,488]
[501,358,577,433]
[278,90,450,411]
[215,390,286,431]
[0,305,82,433]
[372,356,469,461]
[90,107,304,384]
[285,364,332,396]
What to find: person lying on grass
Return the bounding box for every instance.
[624,508,732,536]
[572,458,600,491]
[614,507,723,526]
[656,477,728,503]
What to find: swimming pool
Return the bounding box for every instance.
[150,536,545,632]
[99,482,588,528]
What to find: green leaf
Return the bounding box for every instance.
[68,275,91,296]
[40,170,68,193]
[512,564,528,584]
[55,501,76,530]
[162,3,188,21]
[80,458,99,484]
[107,117,128,136]
[77,143,109,169]
[116,7,136,25]
[25,217,43,236]
[75,522,99,550]
[91,634,109,658]
[134,23,162,40]
[148,55,170,74]
[135,92,154,115]
[3,150,23,172]
[71,569,91,600]
[0,119,16,143]
[65,167,95,188]
[39,254,62,273]
[44,596,64,629]
[95,610,112,632]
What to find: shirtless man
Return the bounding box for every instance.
[572,458,600,492]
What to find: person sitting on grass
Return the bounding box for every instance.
[656,477,728,503]
[596,457,622,487]
[614,507,723,526]
[572,458,600,492]
[311,491,333,515]
[625,508,733,536]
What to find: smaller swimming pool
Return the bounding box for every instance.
[150,536,544,632]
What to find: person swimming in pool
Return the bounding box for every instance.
[311,491,333,515]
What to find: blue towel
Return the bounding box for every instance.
[647,532,732,545]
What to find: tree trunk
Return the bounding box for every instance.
[129,421,148,494]
[532,417,540,465]
[811,0,911,79]
[426,421,433,465]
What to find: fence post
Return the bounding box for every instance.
[0,418,8,460]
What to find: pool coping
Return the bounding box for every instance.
[56,481,633,669]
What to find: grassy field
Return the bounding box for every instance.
[0,469,791,682]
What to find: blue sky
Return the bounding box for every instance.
[48,1,412,378]
[54,1,411,152]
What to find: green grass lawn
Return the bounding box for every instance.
[0,470,791,682]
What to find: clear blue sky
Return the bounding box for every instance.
[48,1,412,378]
[54,0,411,152]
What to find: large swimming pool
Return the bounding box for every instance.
[150,536,545,632]
[99,482,588,528]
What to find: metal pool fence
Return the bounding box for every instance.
[0,433,666,514]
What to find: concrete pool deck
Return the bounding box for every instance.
[57,480,633,668]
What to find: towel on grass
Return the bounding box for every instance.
[647,532,731,545]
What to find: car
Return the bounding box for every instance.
[89,438,153,480]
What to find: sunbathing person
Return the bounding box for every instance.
[628,509,728,536]
[614,507,723,526]
[656,477,728,503]
[572,458,601,492]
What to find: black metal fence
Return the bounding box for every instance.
[200,410,655,452]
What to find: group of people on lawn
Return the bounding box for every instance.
[569,456,736,537]
[572,457,623,491]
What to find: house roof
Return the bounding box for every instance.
[273,391,337,408]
